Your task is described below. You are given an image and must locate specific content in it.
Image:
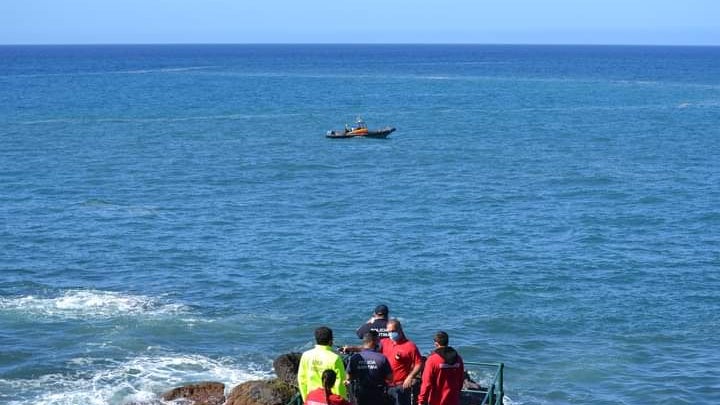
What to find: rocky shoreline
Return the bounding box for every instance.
[129,353,302,405]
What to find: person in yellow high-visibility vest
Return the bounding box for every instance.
[298,326,348,401]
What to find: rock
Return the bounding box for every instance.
[134,352,303,405]
[161,381,226,405]
[273,352,301,386]
[226,379,296,405]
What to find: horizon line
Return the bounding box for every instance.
[1,42,719,47]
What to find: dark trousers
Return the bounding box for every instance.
[387,385,411,405]
[355,389,387,405]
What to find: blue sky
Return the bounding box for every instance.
[2,0,719,45]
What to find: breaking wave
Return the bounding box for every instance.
[0,353,270,405]
[0,290,189,320]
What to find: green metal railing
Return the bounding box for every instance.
[461,361,504,405]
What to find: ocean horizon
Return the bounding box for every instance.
[1,44,718,405]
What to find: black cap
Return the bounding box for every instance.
[374,304,389,316]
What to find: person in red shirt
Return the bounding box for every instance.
[305,369,352,405]
[418,331,465,405]
[381,319,423,405]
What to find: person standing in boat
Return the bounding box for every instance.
[298,326,348,401]
[381,319,423,405]
[417,331,465,405]
[346,331,392,405]
[356,304,390,340]
[305,369,352,405]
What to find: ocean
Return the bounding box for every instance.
[0,44,718,405]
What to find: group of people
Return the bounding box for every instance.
[297,305,465,405]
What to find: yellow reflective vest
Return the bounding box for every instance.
[297,345,347,400]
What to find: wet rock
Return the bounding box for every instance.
[161,381,226,405]
[273,352,301,386]
[226,379,296,405]
[134,353,302,405]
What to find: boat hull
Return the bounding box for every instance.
[326,127,396,139]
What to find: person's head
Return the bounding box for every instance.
[434,331,449,348]
[321,369,337,390]
[321,369,337,403]
[362,330,379,349]
[314,326,333,346]
[386,319,404,342]
[373,304,389,319]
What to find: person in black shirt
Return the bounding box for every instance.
[346,331,392,405]
[356,304,390,339]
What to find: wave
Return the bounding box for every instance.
[2,66,217,79]
[212,69,719,91]
[119,66,217,75]
[73,199,161,218]
[0,353,270,405]
[0,289,188,320]
[676,100,720,109]
[19,112,302,126]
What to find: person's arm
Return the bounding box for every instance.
[382,358,393,382]
[417,357,433,405]
[455,358,465,392]
[340,344,362,354]
[334,356,348,399]
[297,356,308,400]
[403,344,424,389]
[356,322,370,339]
[403,361,423,389]
[345,353,357,387]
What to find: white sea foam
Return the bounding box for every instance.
[20,112,302,126]
[3,66,217,79]
[75,199,161,219]
[503,395,518,405]
[120,66,216,74]
[0,353,270,405]
[0,290,188,320]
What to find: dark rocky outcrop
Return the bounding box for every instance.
[225,379,296,405]
[139,354,300,405]
[161,381,225,405]
[272,352,301,387]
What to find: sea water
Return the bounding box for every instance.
[1,44,719,405]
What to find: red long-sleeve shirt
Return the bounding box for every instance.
[418,349,464,405]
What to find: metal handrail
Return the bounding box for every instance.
[462,361,504,405]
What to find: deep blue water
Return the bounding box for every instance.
[1,44,719,405]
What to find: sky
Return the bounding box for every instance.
[1,0,719,45]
